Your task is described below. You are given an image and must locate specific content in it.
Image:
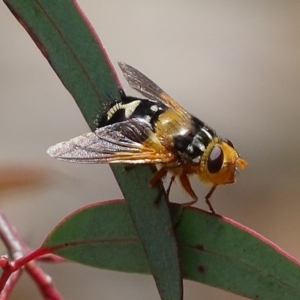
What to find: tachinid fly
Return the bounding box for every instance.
[47,62,247,213]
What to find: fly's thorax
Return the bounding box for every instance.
[99,95,167,128]
[198,138,247,185]
[154,109,191,137]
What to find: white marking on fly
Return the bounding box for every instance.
[144,115,151,122]
[107,103,122,120]
[150,105,158,112]
[196,141,206,152]
[179,128,189,136]
[107,100,141,120]
[201,128,213,140]
[192,156,200,163]
[188,138,205,153]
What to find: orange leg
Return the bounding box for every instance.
[166,175,176,198]
[179,173,198,206]
[150,167,178,202]
[205,185,217,214]
[179,174,217,214]
[150,167,168,186]
[150,167,172,204]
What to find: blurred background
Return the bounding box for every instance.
[1,0,300,299]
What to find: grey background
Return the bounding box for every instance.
[1,1,300,299]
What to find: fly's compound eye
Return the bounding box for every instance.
[207,146,224,174]
[223,138,234,148]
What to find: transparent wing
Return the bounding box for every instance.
[47,119,174,164]
[118,62,185,111]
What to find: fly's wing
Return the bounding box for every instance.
[118,62,186,111]
[47,119,174,164]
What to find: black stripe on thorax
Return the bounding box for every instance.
[173,115,216,161]
[99,94,167,128]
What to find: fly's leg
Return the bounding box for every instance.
[179,173,198,207]
[205,185,217,214]
[150,166,168,186]
[150,167,169,205]
[166,175,176,199]
[179,174,217,214]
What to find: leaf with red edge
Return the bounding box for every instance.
[43,200,300,300]
[43,200,148,273]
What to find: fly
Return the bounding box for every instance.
[47,62,247,213]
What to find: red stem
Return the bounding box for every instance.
[0,270,22,300]
[0,212,24,259]
[26,261,63,300]
[0,211,63,299]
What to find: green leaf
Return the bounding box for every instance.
[4,0,182,299]
[43,200,300,300]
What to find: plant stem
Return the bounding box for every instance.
[0,211,63,299]
[0,271,22,300]
[26,261,63,300]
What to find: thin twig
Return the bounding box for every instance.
[0,211,63,299]
[26,261,63,300]
[0,271,22,300]
[0,212,24,260]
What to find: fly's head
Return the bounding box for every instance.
[199,138,247,186]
